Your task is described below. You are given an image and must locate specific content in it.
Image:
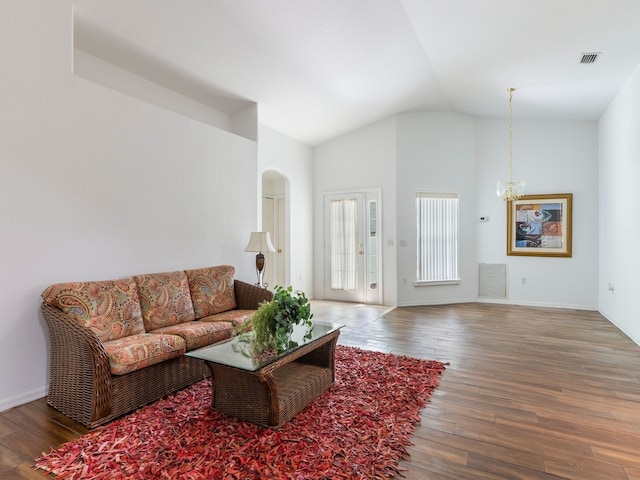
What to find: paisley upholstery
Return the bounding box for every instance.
[185,265,236,318]
[102,333,186,375]
[41,278,145,342]
[200,309,256,327]
[134,271,195,332]
[42,266,265,380]
[152,321,234,351]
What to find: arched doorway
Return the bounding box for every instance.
[261,170,287,288]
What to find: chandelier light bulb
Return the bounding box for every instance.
[497,180,526,201]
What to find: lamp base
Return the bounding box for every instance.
[254,252,268,289]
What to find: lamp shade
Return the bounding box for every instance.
[244,232,276,253]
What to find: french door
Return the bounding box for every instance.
[323,191,381,304]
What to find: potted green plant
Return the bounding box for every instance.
[235,285,313,355]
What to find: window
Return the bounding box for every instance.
[367,200,378,290]
[416,192,459,284]
[329,198,358,291]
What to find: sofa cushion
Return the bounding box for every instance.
[200,309,256,327]
[134,271,195,332]
[185,265,236,319]
[152,321,234,351]
[42,278,145,343]
[102,333,186,375]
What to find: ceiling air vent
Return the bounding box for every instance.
[580,52,601,64]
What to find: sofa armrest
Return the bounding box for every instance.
[234,280,274,310]
[41,303,113,425]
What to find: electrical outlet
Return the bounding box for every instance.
[521,277,527,285]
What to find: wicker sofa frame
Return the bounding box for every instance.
[42,280,272,429]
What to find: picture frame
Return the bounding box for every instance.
[507,193,573,257]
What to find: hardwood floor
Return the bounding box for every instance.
[2,301,640,479]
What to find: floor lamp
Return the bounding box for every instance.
[244,232,276,288]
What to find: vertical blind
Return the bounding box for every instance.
[330,198,357,291]
[416,192,459,282]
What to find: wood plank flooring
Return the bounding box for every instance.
[2,302,640,479]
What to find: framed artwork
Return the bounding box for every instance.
[507,193,573,257]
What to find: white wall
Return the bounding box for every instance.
[73,49,236,134]
[0,1,258,411]
[598,63,640,345]
[314,111,599,310]
[258,125,314,295]
[476,118,599,309]
[313,117,397,305]
[396,112,477,306]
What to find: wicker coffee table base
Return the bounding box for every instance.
[204,330,340,428]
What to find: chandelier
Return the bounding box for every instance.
[496,87,525,201]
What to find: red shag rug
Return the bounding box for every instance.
[35,346,445,479]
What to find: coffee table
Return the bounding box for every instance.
[186,321,342,427]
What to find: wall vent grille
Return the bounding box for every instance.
[478,263,507,299]
[580,52,601,64]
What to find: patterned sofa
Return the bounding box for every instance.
[41,265,273,428]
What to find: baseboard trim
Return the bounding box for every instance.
[0,386,46,414]
[476,298,598,311]
[396,298,598,311]
[599,311,640,348]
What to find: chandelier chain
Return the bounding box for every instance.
[508,87,515,183]
[496,87,525,201]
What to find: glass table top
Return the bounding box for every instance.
[186,321,343,372]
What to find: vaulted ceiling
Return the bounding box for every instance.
[73,0,640,145]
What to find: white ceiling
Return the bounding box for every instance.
[73,0,640,145]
